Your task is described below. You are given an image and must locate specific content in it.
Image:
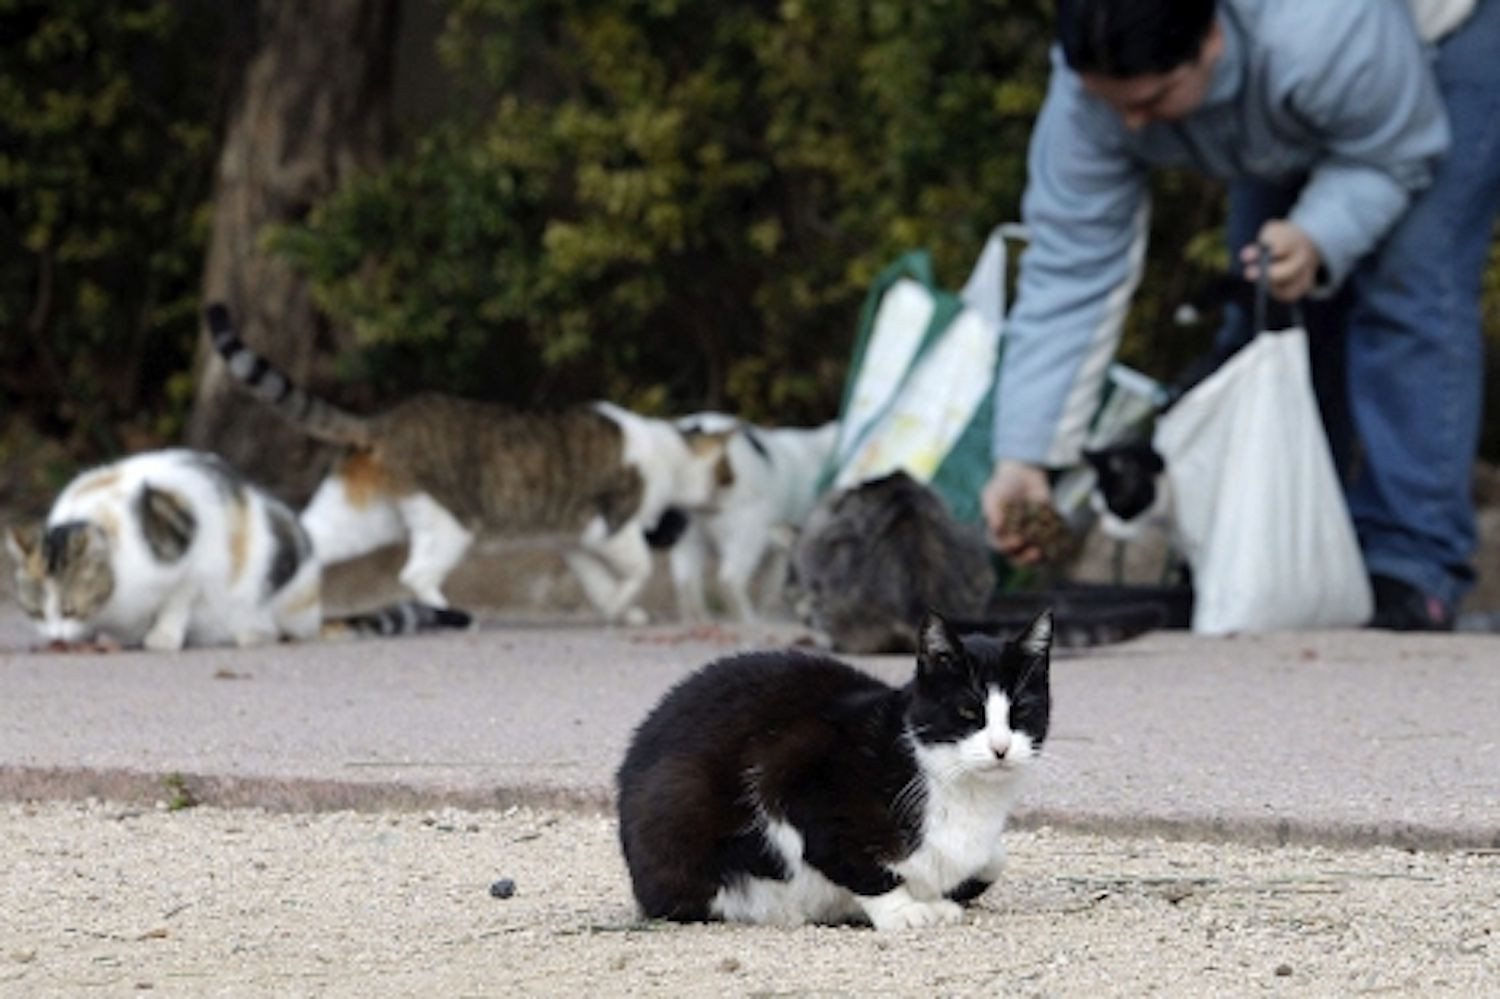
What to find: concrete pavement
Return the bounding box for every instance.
[0,606,1497,850]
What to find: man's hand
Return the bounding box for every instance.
[981,460,1052,565]
[1240,220,1321,302]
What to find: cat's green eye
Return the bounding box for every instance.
[957,705,981,722]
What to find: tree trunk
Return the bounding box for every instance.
[188,0,399,501]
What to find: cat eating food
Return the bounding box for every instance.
[617,608,1050,929]
[787,471,995,653]
[5,449,469,651]
[206,304,730,624]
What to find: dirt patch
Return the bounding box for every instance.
[2,800,1495,995]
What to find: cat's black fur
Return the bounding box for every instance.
[1082,439,1164,522]
[1090,271,1296,518]
[616,610,1051,927]
[642,507,690,550]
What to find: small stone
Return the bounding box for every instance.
[717,957,742,973]
[1275,963,1294,977]
[489,878,517,899]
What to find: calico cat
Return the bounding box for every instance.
[663,414,839,622]
[788,471,994,653]
[616,609,1051,929]
[5,449,469,650]
[205,304,730,623]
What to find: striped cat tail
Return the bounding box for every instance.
[205,303,372,447]
[320,601,474,640]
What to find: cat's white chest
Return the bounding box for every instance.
[890,779,1013,898]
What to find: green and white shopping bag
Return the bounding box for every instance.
[824,225,1024,525]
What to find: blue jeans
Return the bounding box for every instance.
[1221,0,1500,609]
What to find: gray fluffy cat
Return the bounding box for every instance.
[788,472,993,653]
[789,471,1171,651]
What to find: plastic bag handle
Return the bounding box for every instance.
[1252,242,1307,334]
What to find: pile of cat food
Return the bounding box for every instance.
[38,637,123,654]
[1001,498,1078,566]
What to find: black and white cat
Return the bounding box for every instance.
[1081,440,1170,541]
[616,609,1051,930]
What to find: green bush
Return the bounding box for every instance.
[274,0,1057,422]
[0,0,227,460]
[4,0,1494,471]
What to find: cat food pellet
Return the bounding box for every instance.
[489,878,516,899]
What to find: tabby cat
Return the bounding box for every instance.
[5,449,469,650]
[206,304,730,623]
[616,608,1052,929]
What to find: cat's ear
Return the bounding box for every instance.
[4,525,39,565]
[713,446,735,488]
[683,426,735,458]
[1016,608,1053,665]
[61,523,112,564]
[916,609,965,680]
[682,426,736,487]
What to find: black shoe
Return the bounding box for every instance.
[1367,574,1454,632]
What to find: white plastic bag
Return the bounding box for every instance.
[1153,328,1373,634]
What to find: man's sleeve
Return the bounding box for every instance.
[1284,3,1450,292]
[993,56,1149,468]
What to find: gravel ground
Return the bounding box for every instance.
[2,801,1497,997]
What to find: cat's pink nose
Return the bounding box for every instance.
[990,736,1011,760]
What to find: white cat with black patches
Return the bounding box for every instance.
[6,449,468,650]
[616,608,1051,929]
[7,449,320,650]
[664,414,838,622]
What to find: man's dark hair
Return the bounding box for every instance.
[1056,0,1218,77]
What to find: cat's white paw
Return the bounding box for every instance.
[143,627,186,652]
[401,578,449,609]
[863,890,964,931]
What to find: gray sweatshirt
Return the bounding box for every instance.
[994,0,1450,467]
